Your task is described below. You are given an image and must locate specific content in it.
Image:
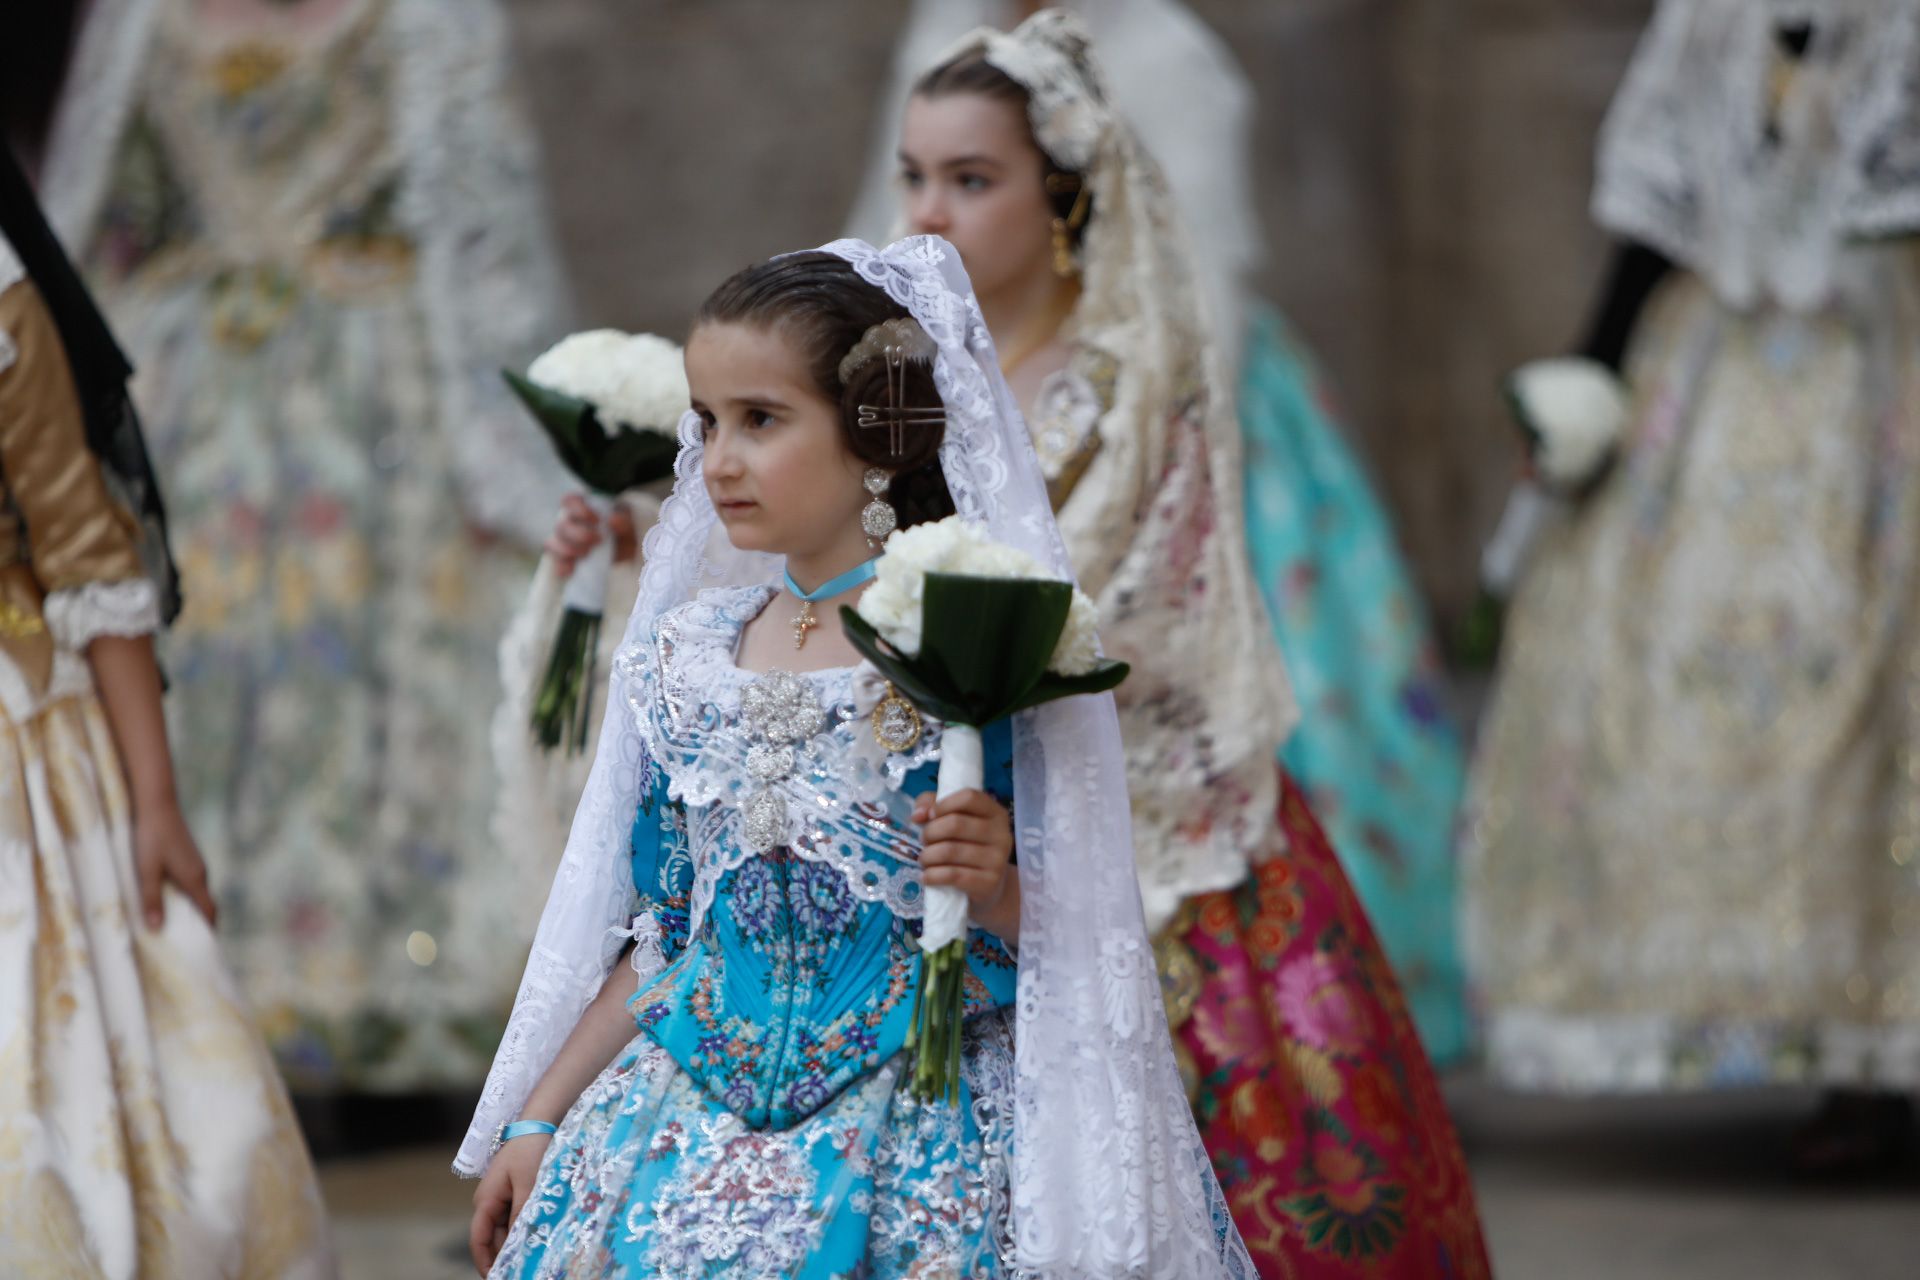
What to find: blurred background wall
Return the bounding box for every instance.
[499,0,1655,635]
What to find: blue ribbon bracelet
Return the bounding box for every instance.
[492,1119,558,1154]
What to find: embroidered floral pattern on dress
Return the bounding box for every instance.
[492,1016,1022,1278]
[1169,776,1492,1277]
[608,591,1018,1144]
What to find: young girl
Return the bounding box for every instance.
[459,238,1251,1278]
[0,146,333,1278]
[892,16,1489,1275]
[540,16,1490,1276]
[850,0,1473,1066]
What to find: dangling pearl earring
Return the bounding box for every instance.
[861,468,897,549]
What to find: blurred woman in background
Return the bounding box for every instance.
[38,0,572,1091]
[1465,0,1920,1174]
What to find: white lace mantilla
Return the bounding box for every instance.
[622,586,943,940]
[1595,0,1920,311]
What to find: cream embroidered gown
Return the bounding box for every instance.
[1463,1,1920,1092]
[1465,244,1920,1089]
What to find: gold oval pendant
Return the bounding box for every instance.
[872,684,923,753]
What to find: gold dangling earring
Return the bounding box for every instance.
[1046,174,1092,279]
[1051,216,1077,278]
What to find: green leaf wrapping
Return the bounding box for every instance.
[839,572,1126,725]
[502,369,681,494]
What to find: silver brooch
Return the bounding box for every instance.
[739,672,826,854]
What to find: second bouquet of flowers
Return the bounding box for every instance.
[504,331,686,752]
[841,516,1129,1102]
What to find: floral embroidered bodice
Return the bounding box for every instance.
[623,586,1016,1130]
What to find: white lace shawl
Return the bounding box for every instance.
[459,235,1254,1279]
[1595,0,1920,312]
[38,0,572,548]
[845,0,1262,363]
[962,12,1297,931]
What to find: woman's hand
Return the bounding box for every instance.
[133,799,218,930]
[545,493,638,577]
[468,1132,552,1275]
[913,789,1019,942]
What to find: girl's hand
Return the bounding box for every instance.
[913,789,1018,940]
[132,800,218,930]
[545,494,638,577]
[468,1132,552,1275]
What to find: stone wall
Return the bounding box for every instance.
[502,0,1656,634]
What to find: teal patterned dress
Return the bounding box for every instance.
[493,587,1023,1278]
[1238,306,1471,1065]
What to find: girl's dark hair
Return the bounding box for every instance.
[911,52,1090,251]
[693,252,954,529]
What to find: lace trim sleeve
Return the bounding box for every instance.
[45,577,161,649]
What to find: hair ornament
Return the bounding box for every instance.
[839,317,945,456]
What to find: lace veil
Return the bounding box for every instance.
[457,234,1254,1278]
[1594,0,1920,312]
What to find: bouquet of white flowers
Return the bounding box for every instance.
[505,331,686,752]
[1464,357,1634,665]
[843,517,1127,1102]
[1505,357,1630,495]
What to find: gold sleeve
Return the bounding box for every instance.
[0,279,147,594]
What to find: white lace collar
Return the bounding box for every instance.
[621,584,944,937]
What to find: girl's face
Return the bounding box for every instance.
[686,321,869,560]
[899,91,1056,299]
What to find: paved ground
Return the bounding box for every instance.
[1451,1082,1919,1279]
[323,1082,1919,1279]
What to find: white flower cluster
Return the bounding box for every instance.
[858,516,1102,676]
[1508,357,1630,488]
[527,330,687,437]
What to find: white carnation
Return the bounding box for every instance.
[527,330,687,437]
[1508,357,1629,487]
[858,516,1102,675]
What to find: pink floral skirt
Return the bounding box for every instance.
[1161,771,1490,1278]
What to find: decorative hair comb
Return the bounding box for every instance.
[838,317,945,456]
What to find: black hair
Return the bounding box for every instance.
[693,252,954,528]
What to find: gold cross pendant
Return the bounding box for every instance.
[792,601,818,650]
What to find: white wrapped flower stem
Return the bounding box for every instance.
[560,492,617,614]
[907,721,983,1104]
[920,723,982,953]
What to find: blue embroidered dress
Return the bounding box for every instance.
[492,587,1022,1279]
